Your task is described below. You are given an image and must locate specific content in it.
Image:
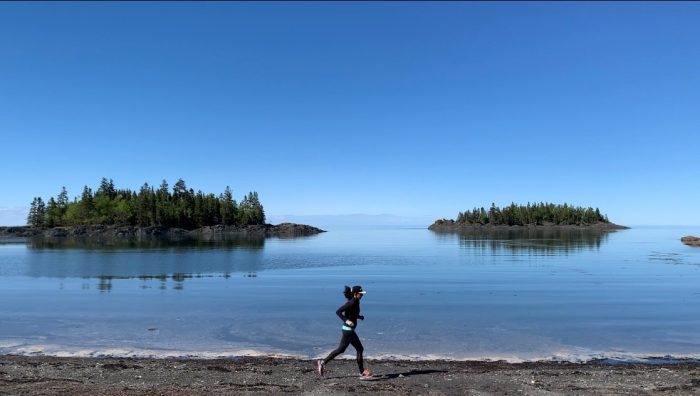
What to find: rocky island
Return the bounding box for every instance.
[9,178,325,243]
[429,202,628,232]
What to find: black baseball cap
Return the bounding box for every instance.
[351,285,366,294]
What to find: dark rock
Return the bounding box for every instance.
[2,223,325,244]
[47,227,69,237]
[268,223,326,237]
[681,236,700,246]
[0,226,40,237]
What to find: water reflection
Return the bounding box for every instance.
[22,236,267,292]
[93,272,232,292]
[28,234,266,250]
[432,228,612,255]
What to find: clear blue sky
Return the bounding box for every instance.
[1,2,698,226]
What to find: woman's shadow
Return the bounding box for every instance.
[361,368,447,381]
[323,368,447,381]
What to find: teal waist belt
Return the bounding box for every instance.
[342,325,353,331]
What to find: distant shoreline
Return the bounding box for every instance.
[428,220,629,232]
[0,223,326,240]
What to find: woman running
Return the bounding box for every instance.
[317,285,371,379]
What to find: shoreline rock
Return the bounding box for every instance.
[0,223,325,241]
[681,235,700,246]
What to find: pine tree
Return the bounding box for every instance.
[219,186,237,226]
[28,178,268,229]
[155,179,171,226]
[27,197,38,226]
[56,187,69,226]
[27,197,47,227]
[78,186,94,223]
[46,197,59,227]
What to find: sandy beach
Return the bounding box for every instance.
[1,355,699,395]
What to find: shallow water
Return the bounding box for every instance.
[1,225,699,362]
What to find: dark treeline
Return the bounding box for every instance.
[27,178,265,229]
[455,202,610,226]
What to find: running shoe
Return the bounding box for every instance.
[316,360,325,376]
[359,369,372,380]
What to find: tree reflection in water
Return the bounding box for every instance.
[432,228,612,255]
[26,235,268,292]
[28,234,266,250]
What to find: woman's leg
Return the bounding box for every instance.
[348,331,365,373]
[323,330,352,364]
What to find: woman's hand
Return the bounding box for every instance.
[345,320,354,327]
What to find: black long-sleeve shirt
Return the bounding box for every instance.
[336,298,362,330]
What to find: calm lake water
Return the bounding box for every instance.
[1,226,699,362]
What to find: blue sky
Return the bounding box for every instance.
[1,2,698,226]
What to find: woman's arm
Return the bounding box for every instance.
[336,300,354,322]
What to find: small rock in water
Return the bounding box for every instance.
[681,235,700,246]
[147,328,158,331]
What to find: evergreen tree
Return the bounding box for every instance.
[155,179,172,226]
[56,186,69,225]
[239,191,265,225]
[219,186,237,226]
[27,197,37,226]
[193,191,205,227]
[136,183,153,227]
[46,197,59,227]
[454,203,610,226]
[29,178,267,229]
[78,186,94,223]
[27,197,47,227]
[97,177,116,199]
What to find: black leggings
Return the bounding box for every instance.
[323,330,364,372]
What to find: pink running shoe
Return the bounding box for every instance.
[316,360,325,376]
[359,369,372,380]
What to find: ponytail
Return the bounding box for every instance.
[343,285,353,299]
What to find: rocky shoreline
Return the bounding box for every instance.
[1,355,699,395]
[0,223,325,241]
[428,220,629,232]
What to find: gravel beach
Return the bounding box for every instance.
[1,355,699,395]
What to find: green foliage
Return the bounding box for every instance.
[29,178,266,229]
[219,186,237,226]
[46,197,59,228]
[27,197,46,227]
[238,191,265,226]
[455,202,610,226]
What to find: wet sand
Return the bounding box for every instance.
[1,355,699,395]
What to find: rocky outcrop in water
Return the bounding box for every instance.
[0,223,325,241]
[681,235,700,246]
[193,223,326,239]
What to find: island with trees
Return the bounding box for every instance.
[429,202,628,232]
[2,178,324,240]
